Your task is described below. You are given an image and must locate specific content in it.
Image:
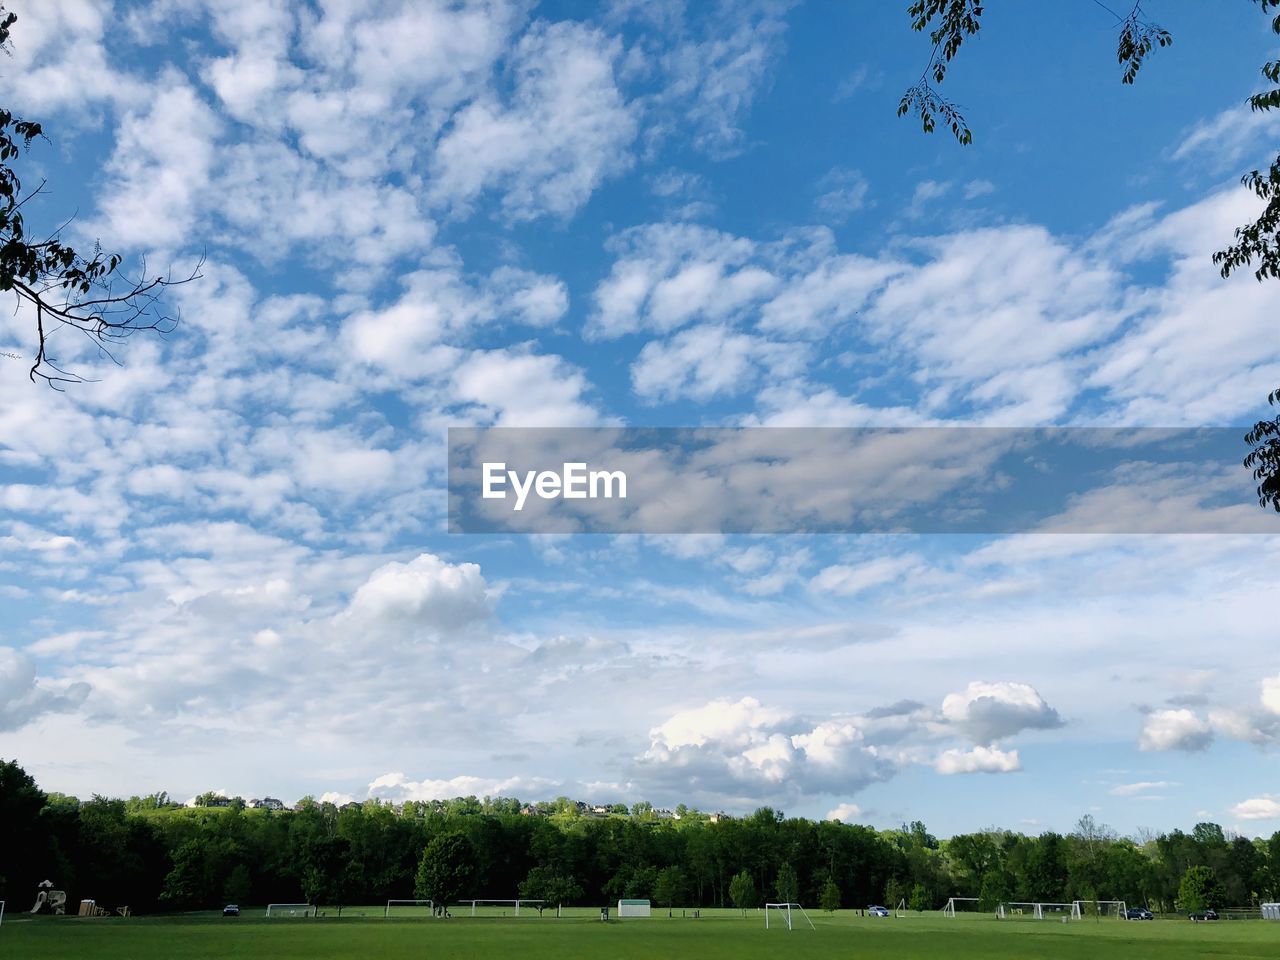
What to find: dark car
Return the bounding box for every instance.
[1189,909,1218,921]
[222,904,240,917]
[1125,907,1154,920]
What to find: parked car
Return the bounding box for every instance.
[222,904,240,917]
[1189,909,1218,921]
[1125,907,1154,920]
[867,905,890,917]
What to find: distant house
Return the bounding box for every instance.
[249,797,287,811]
[520,804,538,816]
[206,797,232,808]
[340,801,360,812]
[589,804,611,816]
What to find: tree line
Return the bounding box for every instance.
[1,760,1276,916]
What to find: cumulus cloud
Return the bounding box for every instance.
[1230,796,1280,821]
[430,20,637,220]
[940,681,1064,746]
[934,745,1021,775]
[0,648,90,731]
[368,772,556,803]
[826,802,862,823]
[450,349,604,426]
[1139,708,1213,752]
[631,325,805,402]
[345,554,492,633]
[638,696,890,806]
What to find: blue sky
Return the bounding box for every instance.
[3,0,1280,837]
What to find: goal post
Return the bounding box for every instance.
[1074,899,1126,919]
[384,899,434,919]
[1042,902,1079,921]
[617,899,651,918]
[942,897,982,918]
[764,902,816,931]
[999,901,1083,921]
[1,900,5,927]
[265,903,315,918]
[464,898,546,917]
[894,898,907,918]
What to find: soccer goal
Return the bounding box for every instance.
[265,903,315,918]
[1041,902,1079,920]
[764,902,815,931]
[464,899,545,917]
[1074,900,1126,919]
[894,898,907,918]
[997,901,1040,920]
[942,897,983,918]
[1,900,5,927]
[385,899,434,919]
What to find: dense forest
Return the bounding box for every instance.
[2,760,1277,916]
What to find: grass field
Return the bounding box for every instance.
[4,908,1279,959]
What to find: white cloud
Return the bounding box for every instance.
[1259,674,1280,715]
[826,802,862,822]
[935,745,1021,775]
[367,772,555,802]
[591,223,778,338]
[450,349,604,426]
[963,179,996,200]
[5,0,148,113]
[430,20,637,220]
[1139,708,1213,752]
[0,648,90,731]
[907,179,952,217]
[1230,795,1280,821]
[1110,780,1174,797]
[345,554,492,633]
[1172,104,1280,171]
[648,0,794,157]
[810,556,922,597]
[631,325,805,402]
[940,681,1064,746]
[89,78,222,250]
[639,696,890,805]
[815,168,870,222]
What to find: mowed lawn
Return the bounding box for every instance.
[5,910,1279,959]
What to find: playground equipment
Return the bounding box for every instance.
[78,900,110,917]
[30,881,67,916]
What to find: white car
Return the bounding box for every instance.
[868,905,890,917]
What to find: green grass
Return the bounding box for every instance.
[5,909,1279,959]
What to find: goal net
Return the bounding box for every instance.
[764,902,815,931]
[1040,902,1079,921]
[894,898,907,918]
[942,897,983,918]
[1074,900,1126,919]
[464,899,545,917]
[0,900,5,928]
[385,899,434,919]
[265,903,315,918]
[998,901,1040,920]
[998,902,1081,920]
